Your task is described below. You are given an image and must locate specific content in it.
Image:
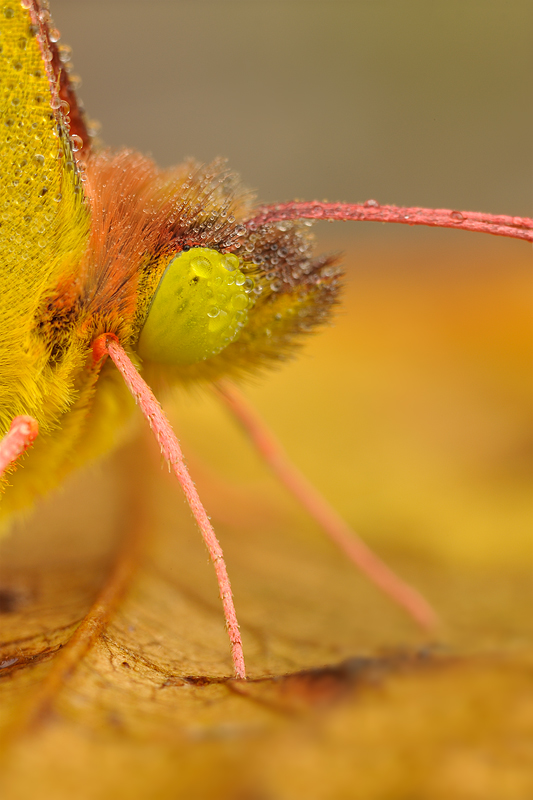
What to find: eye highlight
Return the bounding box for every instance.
[137,247,255,366]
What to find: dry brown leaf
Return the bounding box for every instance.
[0,240,531,799]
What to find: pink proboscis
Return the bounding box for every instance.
[93,334,246,680]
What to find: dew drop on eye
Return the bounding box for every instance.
[137,247,255,366]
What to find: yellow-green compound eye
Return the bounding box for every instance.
[137,247,255,366]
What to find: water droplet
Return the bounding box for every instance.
[207,307,220,318]
[48,27,60,43]
[34,154,45,165]
[190,255,211,278]
[235,274,246,286]
[231,293,249,311]
[270,280,281,292]
[222,254,239,271]
[70,134,83,152]
[364,199,379,208]
[208,309,229,333]
[450,211,464,222]
[3,8,15,19]
[58,45,72,64]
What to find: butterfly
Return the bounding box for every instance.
[0,0,531,681]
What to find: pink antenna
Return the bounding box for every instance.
[247,202,533,243]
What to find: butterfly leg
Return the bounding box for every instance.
[213,381,438,632]
[93,335,246,679]
[0,416,39,478]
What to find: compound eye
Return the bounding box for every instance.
[137,247,255,366]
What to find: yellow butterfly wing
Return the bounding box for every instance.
[0,1,89,423]
[0,2,131,516]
